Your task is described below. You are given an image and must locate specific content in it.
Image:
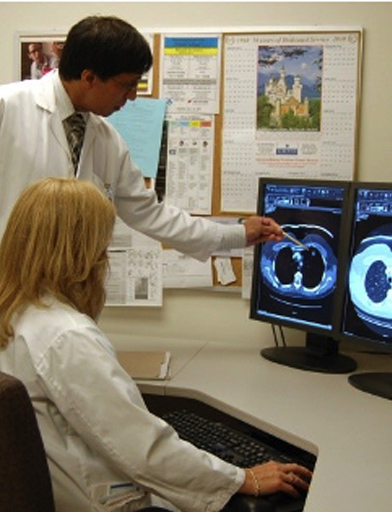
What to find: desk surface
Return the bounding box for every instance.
[117,338,392,512]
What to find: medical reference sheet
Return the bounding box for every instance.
[164,114,215,214]
[106,219,163,306]
[160,33,222,114]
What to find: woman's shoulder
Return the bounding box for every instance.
[19,296,89,325]
[13,297,112,363]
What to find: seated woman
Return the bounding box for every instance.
[0,178,311,512]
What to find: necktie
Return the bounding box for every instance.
[63,113,86,173]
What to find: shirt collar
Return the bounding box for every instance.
[52,70,87,123]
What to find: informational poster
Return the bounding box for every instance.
[106,247,162,307]
[106,219,163,307]
[160,34,222,114]
[164,114,215,214]
[221,31,361,212]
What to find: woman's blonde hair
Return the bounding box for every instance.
[0,178,116,347]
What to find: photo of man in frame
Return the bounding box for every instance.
[20,39,65,80]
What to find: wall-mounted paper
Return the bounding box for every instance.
[107,98,166,178]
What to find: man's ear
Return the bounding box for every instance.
[80,69,97,88]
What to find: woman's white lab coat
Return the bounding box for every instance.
[0,297,244,512]
[0,72,244,259]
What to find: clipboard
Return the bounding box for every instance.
[117,351,171,380]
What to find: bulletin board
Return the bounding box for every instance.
[143,27,363,290]
[8,26,363,305]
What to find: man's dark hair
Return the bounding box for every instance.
[59,16,153,81]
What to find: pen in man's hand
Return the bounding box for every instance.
[282,230,309,250]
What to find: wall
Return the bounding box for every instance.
[0,1,391,349]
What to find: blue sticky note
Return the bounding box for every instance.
[107,98,166,178]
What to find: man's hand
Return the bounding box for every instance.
[244,216,283,246]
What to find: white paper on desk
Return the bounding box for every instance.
[106,247,163,306]
[214,257,237,286]
[163,250,212,288]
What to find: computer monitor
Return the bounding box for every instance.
[340,182,392,399]
[250,178,357,374]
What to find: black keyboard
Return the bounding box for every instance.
[143,394,316,512]
[162,409,295,467]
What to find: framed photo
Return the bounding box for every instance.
[15,30,154,95]
[15,30,66,81]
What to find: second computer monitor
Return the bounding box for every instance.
[341,182,392,347]
[340,182,392,399]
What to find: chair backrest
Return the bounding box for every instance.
[0,371,55,512]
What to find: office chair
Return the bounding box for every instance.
[0,370,55,512]
[0,371,171,512]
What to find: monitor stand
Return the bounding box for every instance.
[261,332,357,374]
[348,372,392,401]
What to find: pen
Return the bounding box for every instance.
[282,231,309,250]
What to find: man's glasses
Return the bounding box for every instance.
[110,77,139,94]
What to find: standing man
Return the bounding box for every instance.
[0,16,282,259]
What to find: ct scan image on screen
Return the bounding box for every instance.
[255,181,348,331]
[342,186,392,344]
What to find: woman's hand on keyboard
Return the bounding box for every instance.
[240,461,312,498]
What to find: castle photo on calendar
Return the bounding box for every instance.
[257,45,323,132]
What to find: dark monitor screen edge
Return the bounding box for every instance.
[250,178,356,374]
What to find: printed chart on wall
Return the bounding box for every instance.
[221,30,362,213]
[160,33,222,114]
[164,114,215,214]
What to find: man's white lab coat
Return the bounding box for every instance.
[0,72,245,259]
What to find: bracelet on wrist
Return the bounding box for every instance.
[248,468,260,496]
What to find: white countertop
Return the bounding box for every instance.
[117,338,392,512]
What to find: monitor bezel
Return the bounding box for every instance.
[337,180,392,354]
[250,177,352,342]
